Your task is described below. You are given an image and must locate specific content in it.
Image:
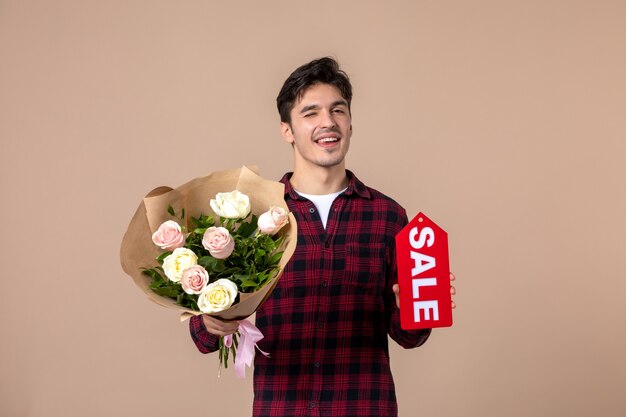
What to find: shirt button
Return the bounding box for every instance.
[325,241,330,248]
[314,362,320,368]
[318,323,324,329]
[309,207,315,213]
[310,402,316,408]
[321,281,328,288]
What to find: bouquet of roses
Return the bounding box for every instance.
[120,166,297,377]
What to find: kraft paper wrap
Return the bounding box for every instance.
[120,166,297,321]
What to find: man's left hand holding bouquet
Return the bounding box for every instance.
[201,315,240,337]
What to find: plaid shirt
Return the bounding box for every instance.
[189,171,431,417]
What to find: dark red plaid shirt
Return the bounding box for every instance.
[189,171,431,417]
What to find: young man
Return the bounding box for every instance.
[190,57,455,417]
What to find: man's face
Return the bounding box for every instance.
[281,83,352,171]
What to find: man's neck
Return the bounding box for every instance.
[289,164,348,195]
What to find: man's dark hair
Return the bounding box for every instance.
[277,57,353,124]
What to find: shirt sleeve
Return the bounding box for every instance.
[388,308,432,348]
[189,315,220,353]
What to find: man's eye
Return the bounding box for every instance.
[304,113,316,118]
[333,108,345,114]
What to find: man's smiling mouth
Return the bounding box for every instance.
[316,137,339,143]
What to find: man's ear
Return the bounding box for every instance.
[280,122,294,144]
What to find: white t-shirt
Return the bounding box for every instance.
[296,188,347,229]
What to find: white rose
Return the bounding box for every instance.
[257,206,289,235]
[210,190,251,219]
[162,247,198,283]
[197,279,238,313]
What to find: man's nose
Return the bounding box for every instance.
[319,110,336,128]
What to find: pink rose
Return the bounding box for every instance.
[152,220,185,249]
[258,206,289,235]
[202,227,235,259]
[181,265,209,295]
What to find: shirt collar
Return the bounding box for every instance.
[280,170,371,200]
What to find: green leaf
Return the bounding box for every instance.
[167,205,175,216]
[190,216,200,229]
[213,260,226,273]
[197,214,215,228]
[156,251,172,263]
[254,249,266,264]
[240,279,259,289]
[235,215,258,237]
[141,268,162,281]
[198,256,217,269]
[151,285,180,298]
[268,251,283,265]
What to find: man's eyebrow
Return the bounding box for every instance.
[299,100,348,114]
[299,104,320,114]
[331,99,349,108]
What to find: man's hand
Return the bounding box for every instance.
[201,315,240,337]
[392,272,457,309]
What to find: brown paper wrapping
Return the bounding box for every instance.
[120,166,297,321]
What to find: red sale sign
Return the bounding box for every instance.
[396,212,453,329]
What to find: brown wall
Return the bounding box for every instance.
[1,1,625,416]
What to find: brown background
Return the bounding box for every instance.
[1,1,625,416]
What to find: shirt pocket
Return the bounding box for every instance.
[343,243,387,295]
